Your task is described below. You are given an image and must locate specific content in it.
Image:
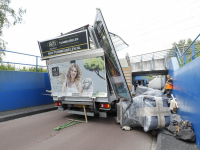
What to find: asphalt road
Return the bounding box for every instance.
[0,110,154,150]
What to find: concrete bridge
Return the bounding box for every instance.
[130,50,172,76]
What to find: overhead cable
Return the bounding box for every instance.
[117,1,200,35]
[123,14,200,40]
[127,24,200,47]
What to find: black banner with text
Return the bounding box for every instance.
[38,30,89,59]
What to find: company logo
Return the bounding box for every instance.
[47,40,58,47]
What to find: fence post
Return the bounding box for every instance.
[175,47,177,57]
[178,50,181,61]
[164,52,168,70]
[151,53,154,71]
[184,53,186,65]
[192,43,195,60]
[36,56,38,72]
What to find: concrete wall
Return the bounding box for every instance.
[168,57,200,148]
[132,62,142,72]
[153,59,165,70]
[132,59,166,72]
[0,71,53,112]
[142,60,152,71]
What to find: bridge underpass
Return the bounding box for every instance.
[119,50,171,89]
[119,50,171,90]
[130,50,172,76]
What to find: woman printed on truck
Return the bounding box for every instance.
[62,63,83,96]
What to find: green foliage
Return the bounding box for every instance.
[170,37,200,53]
[187,38,193,45]
[18,66,48,72]
[178,39,186,47]
[183,47,200,65]
[0,63,47,72]
[0,0,26,60]
[172,38,200,49]
[37,67,47,72]
[171,37,200,67]
[0,63,15,70]
[83,57,104,71]
[83,57,105,79]
[0,44,5,61]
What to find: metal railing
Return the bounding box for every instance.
[0,49,46,72]
[174,34,200,66]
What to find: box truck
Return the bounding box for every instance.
[38,8,131,118]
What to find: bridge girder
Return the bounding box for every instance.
[132,70,168,76]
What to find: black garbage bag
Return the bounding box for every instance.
[172,114,183,126]
[167,120,195,142]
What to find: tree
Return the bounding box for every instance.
[0,0,26,60]
[171,39,193,55]
[169,38,198,57]
[83,57,105,80]
[173,38,200,49]
[169,38,200,65]
[178,39,185,47]
[187,38,192,45]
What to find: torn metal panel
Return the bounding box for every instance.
[93,8,131,100]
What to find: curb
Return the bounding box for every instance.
[157,133,198,150]
[150,136,157,150]
[0,105,57,122]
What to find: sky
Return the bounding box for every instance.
[2,0,200,67]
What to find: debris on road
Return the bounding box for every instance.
[167,114,195,142]
[135,86,163,97]
[122,126,131,131]
[169,94,178,113]
[54,118,84,131]
[117,95,170,132]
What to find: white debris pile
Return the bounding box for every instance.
[135,86,163,97]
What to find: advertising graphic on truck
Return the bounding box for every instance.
[48,56,107,98]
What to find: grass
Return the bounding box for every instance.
[0,63,16,71]
[0,63,48,72]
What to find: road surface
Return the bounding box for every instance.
[0,110,154,150]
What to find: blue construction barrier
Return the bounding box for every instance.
[0,71,53,112]
[169,57,200,148]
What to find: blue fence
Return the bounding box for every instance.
[174,34,200,66]
[170,34,200,148]
[0,71,52,112]
[169,56,200,148]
